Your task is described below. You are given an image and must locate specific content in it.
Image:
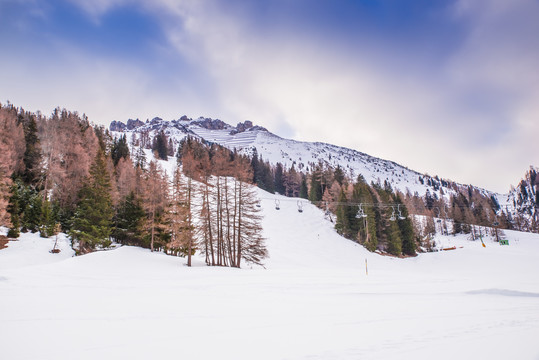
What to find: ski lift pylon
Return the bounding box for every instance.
[389,206,397,221]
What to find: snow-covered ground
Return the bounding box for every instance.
[1,191,538,360]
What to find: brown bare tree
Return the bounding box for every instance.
[0,104,25,225]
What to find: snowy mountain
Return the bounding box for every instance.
[110,116,500,201]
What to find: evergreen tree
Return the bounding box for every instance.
[308,167,323,202]
[274,162,285,195]
[39,199,57,238]
[299,174,308,199]
[352,175,377,251]
[20,114,41,185]
[111,134,129,166]
[22,191,42,233]
[70,149,114,253]
[7,184,21,238]
[152,130,168,160]
[334,165,345,186]
[396,197,416,256]
[260,161,275,194]
[250,148,260,184]
[6,180,42,235]
[112,192,145,246]
[335,188,353,237]
[385,218,402,256]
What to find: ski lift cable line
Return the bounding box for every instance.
[259,196,432,209]
[257,196,516,213]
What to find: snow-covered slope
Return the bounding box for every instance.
[1,191,539,360]
[504,166,538,227]
[112,117,499,201]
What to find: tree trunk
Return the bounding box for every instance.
[187,178,192,267]
[205,183,215,265]
[236,180,243,268]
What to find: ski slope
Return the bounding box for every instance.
[1,190,538,359]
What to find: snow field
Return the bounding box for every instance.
[0,191,538,359]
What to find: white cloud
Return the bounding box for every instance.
[7,0,538,193]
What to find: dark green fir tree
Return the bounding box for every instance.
[7,185,21,238]
[70,149,113,253]
[274,162,285,195]
[111,134,130,166]
[112,192,145,246]
[335,188,353,237]
[299,174,308,199]
[152,130,168,161]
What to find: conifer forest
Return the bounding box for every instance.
[1,102,536,263]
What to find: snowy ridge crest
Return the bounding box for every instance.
[110,117,499,201]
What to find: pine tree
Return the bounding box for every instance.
[299,174,308,199]
[385,218,402,256]
[274,162,285,195]
[20,113,41,185]
[396,198,416,256]
[39,199,57,238]
[111,134,129,166]
[112,192,145,246]
[352,176,377,251]
[22,190,42,233]
[335,188,352,237]
[334,165,345,186]
[308,167,323,202]
[250,148,260,184]
[152,130,168,161]
[7,184,21,238]
[260,161,275,194]
[70,149,114,253]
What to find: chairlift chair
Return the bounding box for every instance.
[324,202,333,222]
[397,205,406,220]
[297,200,303,213]
[355,204,367,219]
[389,206,397,221]
[275,199,280,210]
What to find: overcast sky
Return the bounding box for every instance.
[1,0,538,193]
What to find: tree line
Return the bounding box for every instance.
[1,102,531,262]
[0,103,265,267]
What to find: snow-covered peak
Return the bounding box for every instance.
[110,116,499,200]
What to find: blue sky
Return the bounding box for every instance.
[1,0,538,193]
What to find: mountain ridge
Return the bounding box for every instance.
[110,116,502,203]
